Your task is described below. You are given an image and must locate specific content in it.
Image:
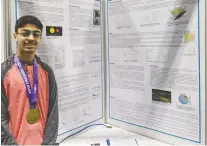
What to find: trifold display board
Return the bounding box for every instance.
[13,0,206,145]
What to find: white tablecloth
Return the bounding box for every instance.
[59,125,171,146]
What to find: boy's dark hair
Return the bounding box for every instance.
[15,15,43,33]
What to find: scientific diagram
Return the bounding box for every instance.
[170,6,187,21]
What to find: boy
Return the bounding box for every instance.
[1,15,59,145]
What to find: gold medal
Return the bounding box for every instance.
[27,108,40,124]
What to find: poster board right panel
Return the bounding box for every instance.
[106,0,206,145]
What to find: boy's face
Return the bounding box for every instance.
[14,23,42,54]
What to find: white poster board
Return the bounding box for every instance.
[106,0,206,145]
[10,0,207,145]
[15,0,104,142]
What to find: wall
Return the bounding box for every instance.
[1,0,4,62]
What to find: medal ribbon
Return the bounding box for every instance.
[14,54,38,109]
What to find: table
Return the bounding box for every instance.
[59,125,172,146]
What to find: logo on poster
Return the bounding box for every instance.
[178,94,189,104]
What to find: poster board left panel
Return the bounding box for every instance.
[14,0,104,142]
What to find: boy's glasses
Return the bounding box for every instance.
[17,30,42,38]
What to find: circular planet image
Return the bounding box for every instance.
[179,94,188,104]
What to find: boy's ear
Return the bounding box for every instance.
[14,33,17,40]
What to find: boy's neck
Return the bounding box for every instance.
[17,52,35,64]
